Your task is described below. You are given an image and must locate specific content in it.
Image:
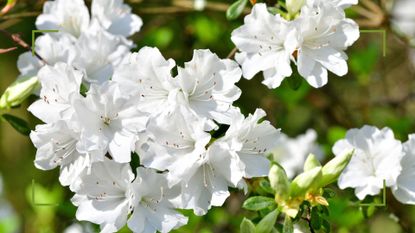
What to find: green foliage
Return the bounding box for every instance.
[1,114,31,135]
[256,209,279,233]
[240,218,256,233]
[226,0,248,20]
[282,215,294,233]
[243,196,276,211]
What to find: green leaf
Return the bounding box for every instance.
[226,0,248,20]
[282,215,293,233]
[1,114,31,136]
[259,179,276,195]
[256,209,279,233]
[321,219,331,233]
[240,218,256,233]
[310,207,322,230]
[243,196,276,211]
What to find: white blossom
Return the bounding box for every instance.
[112,47,177,115]
[391,0,415,45]
[231,3,297,88]
[218,109,280,180]
[294,0,359,87]
[72,160,135,232]
[72,81,148,163]
[392,134,415,204]
[92,0,143,37]
[127,167,188,233]
[28,62,83,123]
[271,129,324,179]
[333,125,404,200]
[138,108,211,187]
[73,23,132,84]
[331,0,358,9]
[17,34,76,77]
[72,161,187,233]
[30,121,99,190]
[36,0,90,38]
[175,49,242,126]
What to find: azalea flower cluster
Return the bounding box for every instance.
[231,0,360,88]
[25,0,282,232]
[333,125,415,204]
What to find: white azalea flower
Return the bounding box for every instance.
[73,23,132,84]
[231,3,297,88]
[392,134,415,204]
[73,161,187,233]
[36,0,90,38]
[128,167,188,233]
[175,49,242,125]
[17,34,76,77]
[391,0,415,45]
[72,81,148,163]
[139,109,243,215]
[92,0,143,37]
[112,47,177,115]
[138,108,211,187]
[333,125,404,200]
[271,129,324,179]
[294,0,360,87]
[219,109,280,181]
[331,0,358,9]
[72,159,135,232]
[28,62,83,123]
[30,121,99,189]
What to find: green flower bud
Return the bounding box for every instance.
[0,76,39,109]
[268,164,290,202]
[286,0,305,16]
[303,153,321,172]
[318,150,354,188]
[289,167,322,198]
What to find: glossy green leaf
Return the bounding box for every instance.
[282,215,293,233]
[243,196,276,211]
[226,0,248,20]
[1,114,31,136]
[240,218,256,233]
[256,209,279,233]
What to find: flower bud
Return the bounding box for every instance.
[286,0,305,16]
[268,164,290,202]
[289,167,322,198]
[303,153,321,172]
[318,150,354,188]
[0,76,39,109]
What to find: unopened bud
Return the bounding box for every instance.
[289,167,322,198]
[0,76,39,109]
[286,0,305,16]
[318,150,354,188]
[303,153,321,172]
[268,164,290,202]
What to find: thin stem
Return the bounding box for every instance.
[0,12,40,20]
[227,47,238,59]
[0,29,48,64]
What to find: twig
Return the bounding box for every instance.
[0,29,48,64]
[0,12,40,20]
[227,47,238,59]
[0,46,16,53]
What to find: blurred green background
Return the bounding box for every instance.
[0,0,415,232]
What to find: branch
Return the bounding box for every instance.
[227,47,238,59]
[0,29,48,64]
